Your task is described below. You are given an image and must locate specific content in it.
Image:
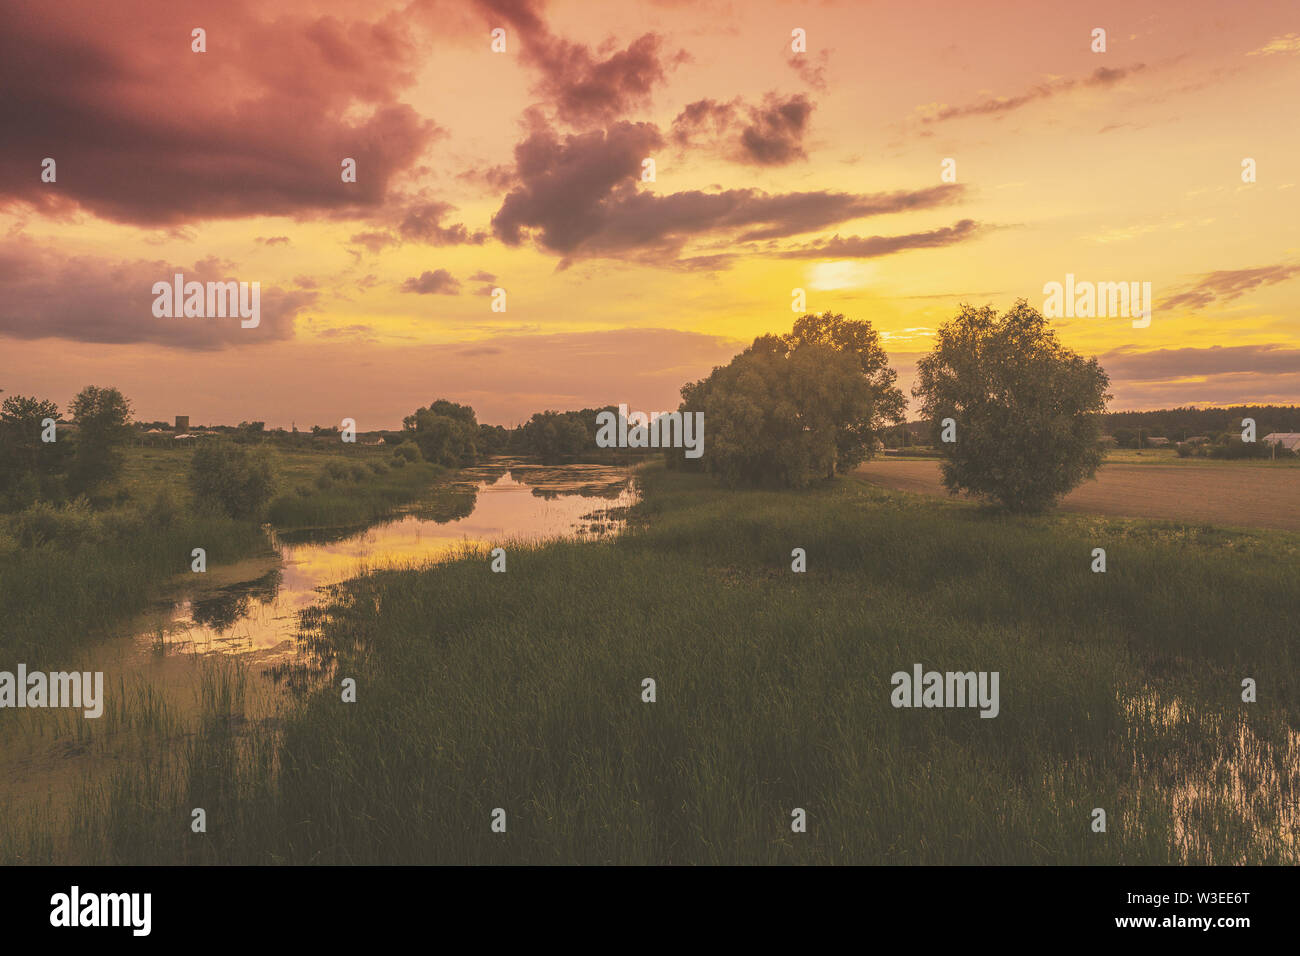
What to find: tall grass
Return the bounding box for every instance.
[14,464,1296,864]
[267,462,445,529]
[0,452,448,661]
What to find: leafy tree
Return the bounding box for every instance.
[783,311,908,474]
[912,300,1111,512]
[188,441,278,519]
[681,340,877,488]
[521,410,588,464]
[0,393,66,508]
[677,313,903,487]
[403,400,478,467]
[67,385,133,493]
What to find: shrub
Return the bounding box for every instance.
[188,441,278,520]
[392,441,422,463]
[11,497,97,547]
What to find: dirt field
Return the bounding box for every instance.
[855,459,1300,531]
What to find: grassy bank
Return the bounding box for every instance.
[0,446,446,660]
[11,463,1297,864]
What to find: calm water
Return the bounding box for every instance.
[101,459,639,669]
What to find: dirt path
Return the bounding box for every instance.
[854,459,1300,531]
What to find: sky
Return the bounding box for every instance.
[1,0,1297,428]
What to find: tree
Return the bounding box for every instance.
[403,399,479,467]
[681,340,878,488]
[67,385,134,493]
[912,300,1111,512]
[784,311,908,475]
[521,411,588,464]
[677,313,903,487]
[0,393,65,508]
[189,441,278,519]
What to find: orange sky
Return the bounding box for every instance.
[1,0,1297,427]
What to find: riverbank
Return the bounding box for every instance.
[9,462,1295,864]
[0,447,446,661]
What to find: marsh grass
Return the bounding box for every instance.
[11,464,1295,864]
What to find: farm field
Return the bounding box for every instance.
[857,457,1300,532]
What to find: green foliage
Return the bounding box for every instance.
[403,399,478,467]
[913,300,1111,512]
[679,312,904,488]
[521,410,589,464]
[188,441,278,520]
[67,386,134,494]
[0,393,68,509]
[391,440,422,463]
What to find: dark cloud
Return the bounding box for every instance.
[469,271,497,282]
[921,64,1147,124]
[476,0,684,125]
[671,93,815,166]
[397,200,487,244]
[0,239,311,349]
[1098,344,1300,381]
[256,236,291,246]
[493,119,965,263]
[349,198,485,252]
[774,219,983,258]
[1159,264,1300,310]
[400,269,461,294]
[0,0,439,226]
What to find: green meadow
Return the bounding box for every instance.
[5,462,1296,864]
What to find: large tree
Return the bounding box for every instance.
[783,311,908,475]
[912,300,1111,512]
[67,385,134,493]
[403,399,479,467]
[0,392,65,508]
[679,313,904,486]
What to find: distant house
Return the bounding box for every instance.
[1145,436,1171,447]
[1185,436,1210,444]
[1263,433,1300,451]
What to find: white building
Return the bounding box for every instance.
[1262,433,1300,451]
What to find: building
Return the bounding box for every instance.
[1263,433,1300,451]
[1145,436,1171,447]
[175,415,190,432]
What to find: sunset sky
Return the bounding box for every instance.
[2,0,1297,428]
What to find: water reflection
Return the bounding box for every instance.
[117,459,638,663]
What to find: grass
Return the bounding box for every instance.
[8,462,1295,864]
[0,444,447,661]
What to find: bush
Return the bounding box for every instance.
[392,441,422,463]
[390,455,407,469]
[11,497,97,548]
[349,464,368,482]
[145,488,178,529]
[188,441,278,520]
[314,473,335,491]
[367,460,389,475]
